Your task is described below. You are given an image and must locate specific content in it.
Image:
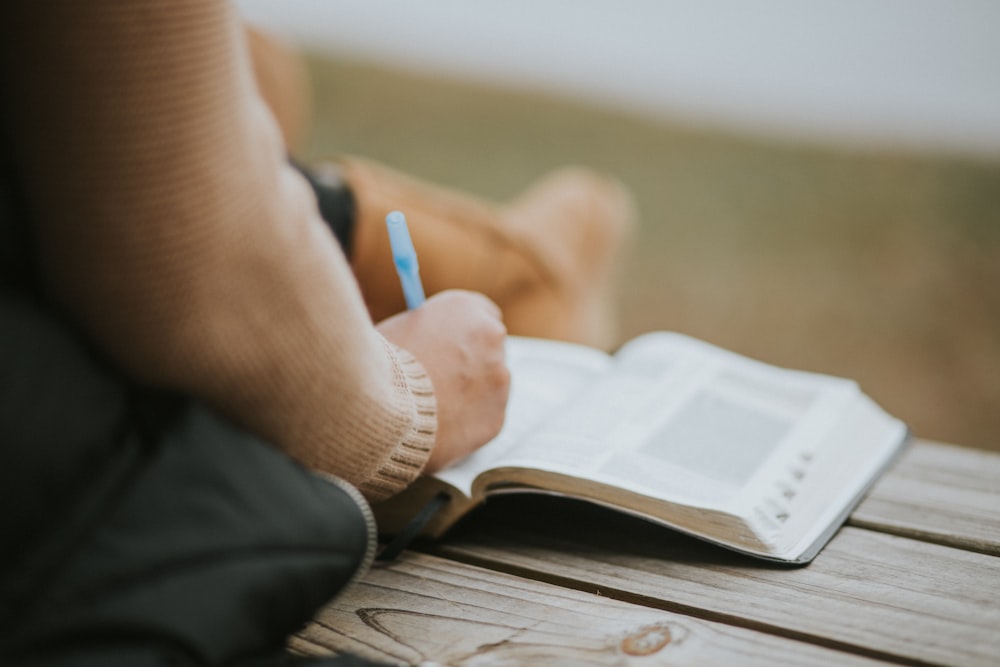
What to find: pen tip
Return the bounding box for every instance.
[386,210,406,226]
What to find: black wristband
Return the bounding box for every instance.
[290,158,358,257]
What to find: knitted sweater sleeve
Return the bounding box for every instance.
[0,1,435,501]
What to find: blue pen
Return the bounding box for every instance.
[385,210,426,309]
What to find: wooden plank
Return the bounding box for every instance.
[291,551,893,666]
[850,439,1000,555]
[432,495,1000,667]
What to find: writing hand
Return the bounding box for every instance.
[376,290,510,473]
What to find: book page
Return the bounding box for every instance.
[482,333,857,510]
[435,336,612,495]
[753,394,907,555]
[487,333,692,476]
[604,335,857,510]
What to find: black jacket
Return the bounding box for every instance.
[0,146,378,667]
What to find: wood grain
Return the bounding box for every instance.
[432,496,1000,667]
[293,551,892,666]
[302,440,998,665]
[850,439,1000,555]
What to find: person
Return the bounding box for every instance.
[0,2,634,665]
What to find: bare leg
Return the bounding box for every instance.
[342,157,636,349]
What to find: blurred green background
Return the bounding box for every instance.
[301,54,1000,453]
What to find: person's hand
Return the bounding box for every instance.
[376,290,510,473]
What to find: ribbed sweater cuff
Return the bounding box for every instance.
[357,340,437,501]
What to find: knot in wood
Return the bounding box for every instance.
[620,623,672,656]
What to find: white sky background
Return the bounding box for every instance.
[237,0,1000,158]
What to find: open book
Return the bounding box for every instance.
[374,332,909,564]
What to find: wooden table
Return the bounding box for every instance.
[293,439,1000,666]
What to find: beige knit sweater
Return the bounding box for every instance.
[0,1,436,501]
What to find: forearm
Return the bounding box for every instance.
[0,0,434,499]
